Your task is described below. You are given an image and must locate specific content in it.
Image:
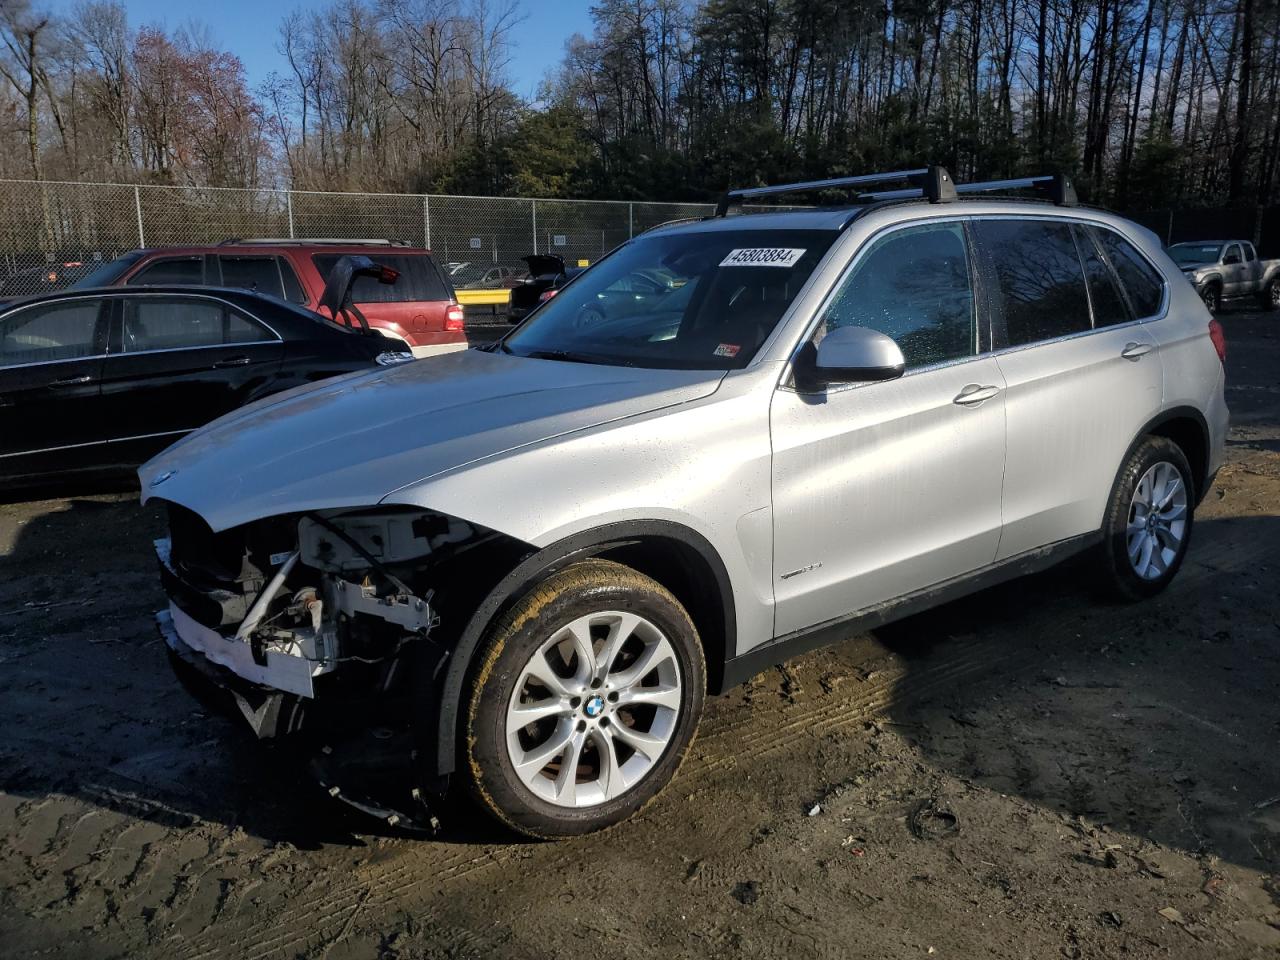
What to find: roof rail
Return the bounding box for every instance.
[715,167,958,216]
[955,173,1077,206]
[860,172,1077,207]
[218,237,410,247]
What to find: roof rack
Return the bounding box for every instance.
[715,166,1078,216]
[715,167,952,216]
[218,237,411,247]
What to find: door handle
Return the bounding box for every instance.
[49,374,92,387]
[213,356,251,368]
[953,384,1001,406]
[1120,342,1153,360]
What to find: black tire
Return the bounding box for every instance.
[1259,278,1280,312]
[1098,436,1195,601]
[463,559,705,838]
[1200,282,1221,314]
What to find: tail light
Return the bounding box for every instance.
[444,302,465,332]
[1208,317,1226,365]
[538,288,558,303]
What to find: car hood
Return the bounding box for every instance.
[139,348,724,532]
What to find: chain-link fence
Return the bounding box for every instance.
[0,178,722,298]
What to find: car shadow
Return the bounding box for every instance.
[874,512,1280,874]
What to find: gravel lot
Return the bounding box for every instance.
[1,310,1278,959]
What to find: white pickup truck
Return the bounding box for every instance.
[1168,240,1280,313]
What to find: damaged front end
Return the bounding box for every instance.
[153,501,505,827]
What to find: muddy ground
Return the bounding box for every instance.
[1,310,1278,960]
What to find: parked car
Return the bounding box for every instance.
[69,239,466,357]
[1167,240,1280,312]
[143,167,1227,839]
[507,254,585,322]
[1,256,412,491]
[0,261,98,300]
[449,263,525,289]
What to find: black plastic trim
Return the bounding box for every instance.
[720,532,1101,691]
[422,520,737,777]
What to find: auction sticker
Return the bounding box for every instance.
[719,247,806,268]
[713,343,741,358]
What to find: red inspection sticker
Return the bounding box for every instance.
[713,343,741,358]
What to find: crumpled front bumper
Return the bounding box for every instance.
[158,608,307,738]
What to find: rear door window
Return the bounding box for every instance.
[127,256,204,286]
[974,219,1091,347]
[1092,228,1165,318]
[122,298,224,351]
[218,256,284,300]
[120,297,273,352]
[311,253,449,303]
[0,299,105,366]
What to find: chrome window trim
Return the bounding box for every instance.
[779,210,1171,393]
[0,292,283,369]
[0,428,190,460]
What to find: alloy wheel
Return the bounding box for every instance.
[505,610,683,808]
[1126,461,1189,580]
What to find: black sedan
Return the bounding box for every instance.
[1,261,412,491]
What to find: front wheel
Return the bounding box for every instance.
[463,559,705,838]
[1098,436,1195,601]
[1200,283,1221,314]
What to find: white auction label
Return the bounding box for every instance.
[719,247,807,267]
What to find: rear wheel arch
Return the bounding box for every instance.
[419,520,736,782]
[1141,407,1211,503]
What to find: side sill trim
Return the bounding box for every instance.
[716,531,1101,693]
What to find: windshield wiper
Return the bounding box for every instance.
[522,348,634,367]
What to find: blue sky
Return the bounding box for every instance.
[48,0,596,100]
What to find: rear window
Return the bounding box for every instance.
[128,256,204,286]
[219,256,284,300]
[312,253,450,303]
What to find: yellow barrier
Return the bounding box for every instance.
[455,288,512,307]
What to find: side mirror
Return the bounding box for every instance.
[795,326,905,390]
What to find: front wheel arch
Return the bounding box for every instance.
[418,520,736,782]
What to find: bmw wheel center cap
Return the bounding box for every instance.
[584,695,605,718]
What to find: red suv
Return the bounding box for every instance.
[72,239,466,357]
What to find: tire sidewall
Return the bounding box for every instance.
[1101,436,1195,600]
[465,563,705,838]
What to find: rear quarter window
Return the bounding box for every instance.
[1092,228,1165,318]
[311,253,450,303]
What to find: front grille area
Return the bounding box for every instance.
[159,503,301,631]
[167,503,249,585]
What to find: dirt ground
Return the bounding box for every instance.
[1,310,1278,960]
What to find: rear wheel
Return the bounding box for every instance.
[1259,278,1280,312]
[1200,282,1221,314]
[463,559,705,838]
[1098,436,1195,600]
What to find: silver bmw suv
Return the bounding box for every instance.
[143,168,1228,838]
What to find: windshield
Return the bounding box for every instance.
[69,251,146,289]
[503,229,837,370]
[1168,243,1222,267]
